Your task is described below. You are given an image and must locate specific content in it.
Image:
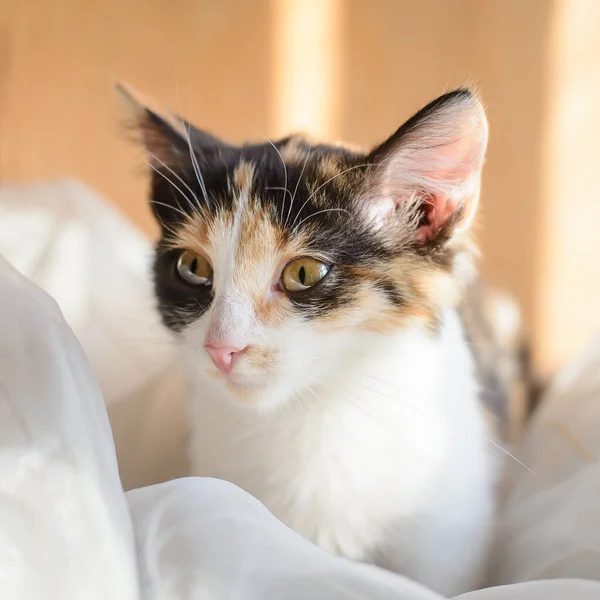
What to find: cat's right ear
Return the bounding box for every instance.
[115,82,229,168]
[360,89,488,246]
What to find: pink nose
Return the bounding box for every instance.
[204,344,245,374]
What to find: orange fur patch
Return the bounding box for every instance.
[312,270,436,336]
[360,305,435,335]
[233,204,320,327]
[280,135,311,163]
[233,161,255,191]
[232,205,293,327]
[164,212,212,255]
[245,345,277,370]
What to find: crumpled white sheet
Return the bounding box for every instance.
[0,255,139,599]
[0,181,189,489]
[0,180,173,405]
[490,335,600,585]
[1,179,600,599]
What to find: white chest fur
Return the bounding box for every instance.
[187,310,497,595]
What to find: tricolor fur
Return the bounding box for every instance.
[120,84,529,595]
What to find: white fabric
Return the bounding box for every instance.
[490,335,600,585]
[0,181,189,489]
[0,180,172,405]
[1,179,600,598]
[0,255,139,599]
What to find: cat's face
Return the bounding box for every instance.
[121,85,488,409]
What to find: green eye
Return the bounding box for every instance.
[176,250,213,285]
[281,257,330,292]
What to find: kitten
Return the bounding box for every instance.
[119,84,529,595]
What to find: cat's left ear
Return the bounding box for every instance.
[115,81,230,167]
[362,89,488,245]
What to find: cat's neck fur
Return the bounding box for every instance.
[186,307,495,595]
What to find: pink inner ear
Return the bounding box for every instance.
[412,133,483,243]
[367,95,488,242]
[416,194,455,244]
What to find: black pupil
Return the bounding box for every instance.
[299,265,306,284]
[190,258,198,274]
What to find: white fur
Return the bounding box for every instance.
[183,306,496,595]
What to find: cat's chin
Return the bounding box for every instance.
[205,374,288,411]
[223,383,288,411]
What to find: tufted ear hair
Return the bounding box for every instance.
[115,81,232,168]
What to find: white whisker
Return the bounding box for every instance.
[287,143,312,228]
[291,163,370,229]
[174,83,210,207]
[265,186,293,203]
[486,438,534,473]
[183,120,210,206]
[149,152,200,214]
[145,155,202,218]
[149,198,189,221]
[265,138,291,223]
[294,208,350,230]
[343,393,407,442]
[237,119,293,222]
[355,381,534,472]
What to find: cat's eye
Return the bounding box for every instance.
[281,257,330,292]
[176,250,213,286]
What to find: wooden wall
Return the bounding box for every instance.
[0,0,274,233]
[1,0,598,374]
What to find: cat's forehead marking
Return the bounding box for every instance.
[233,160,255,192]
[233,201,310,327]
[234,204,279,290]
[280,135,310,163]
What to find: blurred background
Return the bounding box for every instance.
[0,0,598,377]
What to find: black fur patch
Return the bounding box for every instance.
[153,246,213,332]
